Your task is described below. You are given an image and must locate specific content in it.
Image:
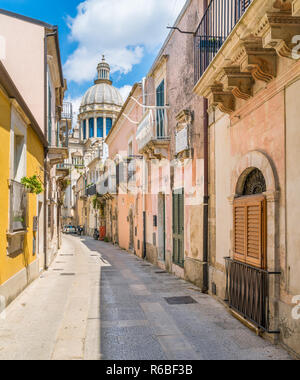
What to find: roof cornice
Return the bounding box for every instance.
[0,8,55,29]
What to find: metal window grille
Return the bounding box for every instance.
[9,180,27,232]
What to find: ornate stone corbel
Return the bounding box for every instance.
[258,11,300,59]
[273,0,292,12]
[239,36,277,83]
[223,66,254,100]
[209,83,235,114]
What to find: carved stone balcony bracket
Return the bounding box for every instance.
[273,0,292,12]
[256,11,300,59]
[238,37,277,83]
[141,139,170,160]
[209,83,235,114]
[223,66,254,100]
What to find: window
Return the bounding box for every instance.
[89,118,94,138]
[156,80,165,137]
[106,118,113,135]
[243,168,266,195]
[173,188,184,267]
[97,117,104,138]
[83,120,87,140]
[9,108,27,233]
[233,195,267,269]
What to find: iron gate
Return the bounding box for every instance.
[225,258,269,330]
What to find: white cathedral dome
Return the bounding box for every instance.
[80,56,123,109]
[81,83,123,107]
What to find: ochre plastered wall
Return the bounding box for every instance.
[0,90,43,286]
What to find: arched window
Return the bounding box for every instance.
[97,117,104,138]
[243,168,266,196]
[83,120,87,140]
[89,118,94,138]
[106,118,113,135]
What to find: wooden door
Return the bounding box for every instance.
[173,189,184,267]
[233,195,267,269]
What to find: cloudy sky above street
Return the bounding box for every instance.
[0,0,186,117]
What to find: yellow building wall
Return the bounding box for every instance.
[0,89,44,286]
[25,127,44,266]
[0,90,11,286]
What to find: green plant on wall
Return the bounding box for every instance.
[21,175,44,194]
[92,195,101,210]
[60,179,71,192]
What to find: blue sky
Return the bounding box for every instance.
[0,0,186,114]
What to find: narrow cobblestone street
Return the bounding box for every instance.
[0,235,292,360]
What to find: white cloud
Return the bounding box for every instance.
[65,95,82,127]
[64,0,186,83]
[119,85,132,103]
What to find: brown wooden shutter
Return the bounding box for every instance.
[233,195,267,269]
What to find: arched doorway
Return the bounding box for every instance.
[233,168,267,269]
[226,152,280,333]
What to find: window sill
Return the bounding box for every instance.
[6,230,28,238]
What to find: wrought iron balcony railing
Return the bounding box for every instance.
[136,109,169,154]
[61,102,73,120]
[194,0,253,84]
[9,180,27,232]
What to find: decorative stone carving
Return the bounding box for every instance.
[239,37,277,83]
[223,66,254,100]
[257,11,300,59]
[209,83,235,114]
[273,0,292,12]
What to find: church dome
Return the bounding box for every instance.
[80,56,123,108]
[81,83,123,107]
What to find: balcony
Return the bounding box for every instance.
[61,102,73,120]
[8,180,27,233]
[136,109,170,159]
[48,146,68,167]
[97,175,117,198]
[86,184,97,197]
[193,1,298,114]
[194,0,253,84]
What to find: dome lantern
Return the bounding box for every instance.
[95,55,112,85]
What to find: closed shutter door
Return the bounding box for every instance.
[173,189,184,267]
[233,195,266,269]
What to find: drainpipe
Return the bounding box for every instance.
[202,0,209,293]
[202,98,209,293]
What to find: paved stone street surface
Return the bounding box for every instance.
[0,235,292,360]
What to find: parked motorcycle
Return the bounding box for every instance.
[93,228,100,240]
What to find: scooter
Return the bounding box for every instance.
[93,228,100,240]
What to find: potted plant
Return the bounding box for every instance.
[21,175,44,194]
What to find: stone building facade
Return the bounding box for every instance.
[194,0,300,357]
[0,9,68,308]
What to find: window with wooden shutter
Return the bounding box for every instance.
[233,195,267,269]
[173,189,184,267]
